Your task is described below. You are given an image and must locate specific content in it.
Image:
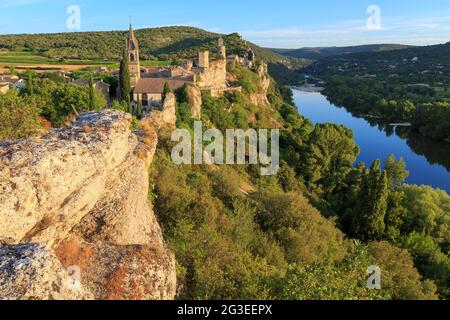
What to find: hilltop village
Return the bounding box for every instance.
[124,23,256,113]
[0,22,262,119]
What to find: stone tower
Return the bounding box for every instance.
[127,21,140,88]
[198,51,209,69]
[218,38,226,60]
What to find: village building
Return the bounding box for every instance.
[0,74,26,93]
[0,82,9,94]
[72,78,111,103]
[125,22,244,113]
[133,78,186,108]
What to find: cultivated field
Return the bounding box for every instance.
[0,50,170,73]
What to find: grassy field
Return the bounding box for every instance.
[0,51,37,56]
[141,60,171,67]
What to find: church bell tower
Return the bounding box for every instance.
[127,19,140,88]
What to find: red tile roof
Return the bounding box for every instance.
[134,78,189,94]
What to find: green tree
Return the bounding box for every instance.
[119,49,131,108]
[302,123,359,197]
[162,82,171,101]
[368,241,438,300]
[26,71,34,95]
[354,160,389,241]
[275,245,391,300]
[277,161,303,193]
[400,232,450,298]
[256,192,349,265]
[385,190,408,240]
[0,90,42,140]
[384,154,409,188]
[399,185,450,245]
[88,77,95,110]
[136,101,143,120]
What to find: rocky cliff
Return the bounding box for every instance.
[142,92,177,129]
[0,110,176,300]
[186,85,202,119]
[250,63,271,106]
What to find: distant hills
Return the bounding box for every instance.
[270,44,412,61]
[0,26,307,84]
[301,42,450,85]
[3,27,448,86]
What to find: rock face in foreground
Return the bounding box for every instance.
[0,110,176,300]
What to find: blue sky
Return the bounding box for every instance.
[1,0,450,48]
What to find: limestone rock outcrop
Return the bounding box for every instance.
[186,85,202,119]
[250,63,271,106]
[0,244,94,300]
[143,93,177,129]
[0,110,176,300]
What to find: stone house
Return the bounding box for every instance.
[0,82,9,94]
[0,75,25,93]
[133,78,186,112]
[72,78,111,103]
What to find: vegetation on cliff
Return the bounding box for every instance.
[0,40,448,300]
[149,65,448,300]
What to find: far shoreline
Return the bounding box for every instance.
[291,84,325,92]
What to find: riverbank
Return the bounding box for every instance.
[291,84,324,92]
[293,89,450,193]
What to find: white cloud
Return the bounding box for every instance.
[237,12,450,48]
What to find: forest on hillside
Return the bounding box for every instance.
[301,43,450,143]
[1,54,449,300]
[272,44,411,61]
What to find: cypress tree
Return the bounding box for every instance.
[162,82,171,101]
[136,101,142,120]
[119,49,131,109]
[355,159,389,240]
[26,72,34,95]
[88,76,95,110]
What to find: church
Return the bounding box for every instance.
[125,23,189,110]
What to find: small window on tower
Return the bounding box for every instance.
[130,53,135,62]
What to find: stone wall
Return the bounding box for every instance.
[195,59,227,90]
[142,93,177,129]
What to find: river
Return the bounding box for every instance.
[293,89,450,194]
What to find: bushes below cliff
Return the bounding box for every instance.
[151,128,437,300]
[0,75,107,140]
[0,90,43,140]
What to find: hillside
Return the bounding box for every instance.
[304,43,450,143]
[1,43,448,300]
[272,44,411,61]
[0,26,307,84]
[303,42,450,84]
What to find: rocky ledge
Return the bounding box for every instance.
[0,110,176,300]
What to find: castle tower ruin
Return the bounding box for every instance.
[218,38,226,60]
[198,51,209,69]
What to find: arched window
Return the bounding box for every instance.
[130,53,135,63]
